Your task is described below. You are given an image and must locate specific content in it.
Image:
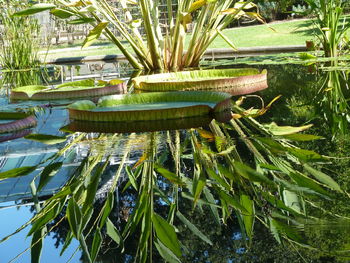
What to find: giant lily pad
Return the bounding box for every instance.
[132,68,267,94]
[0,112,37,134]
[10,78,127,101]
[68,91,232,122]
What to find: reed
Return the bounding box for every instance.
[0,8,42,87]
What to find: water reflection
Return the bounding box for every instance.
[0,63,350,262]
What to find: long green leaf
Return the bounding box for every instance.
[24,134,67,145]
[155,239,181,263]
[91,228,102,262]
[31,228,44,263]
[13,3,56,16]
[0,166,36,181]
[50,8,75,19]
[152,213,182,258]
[240,195,254,239]
[82,22,109,48]
[67,198,82,238]
[176,211,212,245]
[106,218,123,246]
[304,164,342,192]
[233,162,274,186]
[155,164,184,185]
[99,192,114,228]
[37,162,63,192]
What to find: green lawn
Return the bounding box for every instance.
[40,19,326,61]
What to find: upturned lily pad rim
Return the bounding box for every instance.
[68,91,232,122]
[10,79,127,101]
[132,68,267,92]
[0,112,37,134]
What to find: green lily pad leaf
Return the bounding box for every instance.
[13,3,56,16]
[11,80,125,101]
[132,68,267,94]
[24,134,67,145]
[56,78,95,88]
[68,91,231,122]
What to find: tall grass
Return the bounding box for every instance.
[305,0,350,57]
[0,9,42,87]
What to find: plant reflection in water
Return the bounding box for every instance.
[1,93,349,263]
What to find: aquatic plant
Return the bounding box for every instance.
[14,0,262,70]
[67,91,232,122]
[132,68,267,93]
[0,96,348,262]
[317,66,350,136]
[10,78,127,101]
[304,0,350,57]
[0,6,42,87]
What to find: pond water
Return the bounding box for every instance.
[1,60,350,263]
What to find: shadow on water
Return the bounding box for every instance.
[1,62,350,262]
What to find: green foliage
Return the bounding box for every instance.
[0,4,42,87]
[15,0,262,70]
[304,0,350,57]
